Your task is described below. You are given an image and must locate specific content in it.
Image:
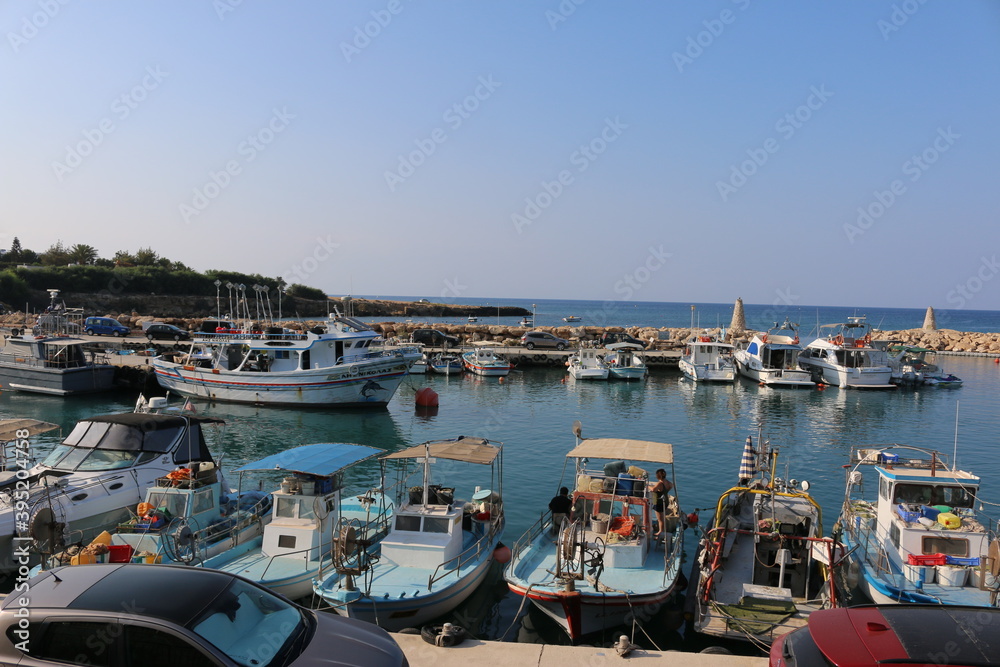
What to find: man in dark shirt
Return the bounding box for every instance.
[549,487,572,535]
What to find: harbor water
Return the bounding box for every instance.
[3,315,999,650]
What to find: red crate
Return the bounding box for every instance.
[108,544,134,563]
[907,553,946,566]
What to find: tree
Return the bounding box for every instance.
[113,250,136,267]
[39,240,70,266]
[134,247,160,266]
[8,238,22,262]
[68,243,98,265]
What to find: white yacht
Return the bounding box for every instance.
[797,316,894,388]
[734,320,814,387]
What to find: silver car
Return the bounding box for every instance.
[1,564,408,666]
[521,331,569,350]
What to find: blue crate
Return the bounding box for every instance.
[895,504,920,523]
[945,556,980,567]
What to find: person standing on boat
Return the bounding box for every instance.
[651,469,672,538]
[549,487,571,535]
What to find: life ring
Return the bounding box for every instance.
[420,623,467,647]
[832,335,844,346]
[167,468,192,486]
[761,334,768,344]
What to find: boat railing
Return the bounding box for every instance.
[427,517,502,590]
[508,510,551,569]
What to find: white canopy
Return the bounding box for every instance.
[566,438,673,465]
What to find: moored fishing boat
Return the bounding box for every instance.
[679,333,736,382]
[205,443,393,600]
[0,331,116,395]
[462,343,512,376]
[603,342,647,380]
[313,436,504,631]
[152,311,421,406]
[689,432,841,647]
[566,347,609,380]
[428,351,464,375]
[836,445,998,606]
[505,422,685,642]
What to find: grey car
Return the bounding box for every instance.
[1,564,408,667]
[521,331,569,350]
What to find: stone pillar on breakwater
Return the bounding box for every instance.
[923,307,937,331]
[727,297,746,341]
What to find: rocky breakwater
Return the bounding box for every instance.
[875,329,1000,356]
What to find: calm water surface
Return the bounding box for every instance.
[3,354,999,651]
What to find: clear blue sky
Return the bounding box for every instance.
[2,1,998,310]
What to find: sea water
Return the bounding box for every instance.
[3,330,999,650]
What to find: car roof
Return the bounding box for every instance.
[10,565,232,626]
[809,605,1000,665]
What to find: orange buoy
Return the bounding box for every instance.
[498,376,504,384]
[686,512,699,527]
[493,542,512,564]
[415,387,439,407]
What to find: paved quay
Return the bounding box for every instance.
[391,633,768,666]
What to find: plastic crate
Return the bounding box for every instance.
[908,553,947,566]
[945,556,980,567]
[895,504,920,523]
[108,545,134,563]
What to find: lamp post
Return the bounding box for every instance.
[226,282,234,319]
[252,284,262,321]
[532,303,536,326]
[690,304,695,329]
[262,285,272,321]
[238,284,247,321]
[277,279,285,321]
[213,280,221,321]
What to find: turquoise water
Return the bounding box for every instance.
[4,353,999,650]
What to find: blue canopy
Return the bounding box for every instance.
[234,443,383,476]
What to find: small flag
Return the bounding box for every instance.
[183,399,196,413]
[739,435,756,483]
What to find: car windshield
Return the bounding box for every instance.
[190,578,307,667]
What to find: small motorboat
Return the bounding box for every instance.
[563,316,582,323]
[604,342,648,380]
[566,348,609,380]
[679,333,736,382]
[462,344,513,376]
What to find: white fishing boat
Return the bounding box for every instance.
[462,343,512,376]
[206,443,393,600]
[734,320,814,387]
[689,432,840,647]
[603,342,647,380]
[563,316,582,323]
[0,331,116,395]
[679,333,736,382]
[518,317,533,327]
[567,347,609,380]
[837,445,997,606]
[428,352,464,375]
[0,409,225,574]
[797,316,894,388]
[152,311,421,406]
[505,423,685,642]
[314,436,505,631]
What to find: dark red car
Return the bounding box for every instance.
[771,605,1000,666]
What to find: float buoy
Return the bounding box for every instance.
[686,512,699,527]
[421,623,467,647]
[493,542,512,564]
[415,387,439,407]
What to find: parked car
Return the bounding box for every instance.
[599,331,647,348]
[84,316,130,337]
[146,323,191,341]
[770,604,1000,667]
[410,328,459,346]
[0,564,409,667]
[521,331,569,350]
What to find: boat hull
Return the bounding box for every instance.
[0,362,116,395]
[679,359,735,382]
[152,357,411,406]
[608,367,646,380]
[734,361,814,387]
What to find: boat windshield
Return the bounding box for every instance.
[39,445,156,471]
[892,483,976,508]
[190,577,307,667]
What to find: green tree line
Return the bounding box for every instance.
[0,237,327,307]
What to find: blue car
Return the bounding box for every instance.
[84,316,130,337]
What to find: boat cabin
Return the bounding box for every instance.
[263,475,339,561]
[0,335,94,370]
[380,501,464,569]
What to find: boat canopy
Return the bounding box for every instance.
[61,413,222,463]
[234,442,383,475]
[0,419,60,441]
[382,436,501,465]
[605,342,643,351]
[566,438,673,465]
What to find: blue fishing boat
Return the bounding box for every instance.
[204,443,393,601]
[313,436,505,631]
[504,422,685,641]
[838,445,999,606]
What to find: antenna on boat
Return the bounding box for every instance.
[952,400,960,471]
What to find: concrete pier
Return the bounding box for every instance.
[391,633,768,666]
